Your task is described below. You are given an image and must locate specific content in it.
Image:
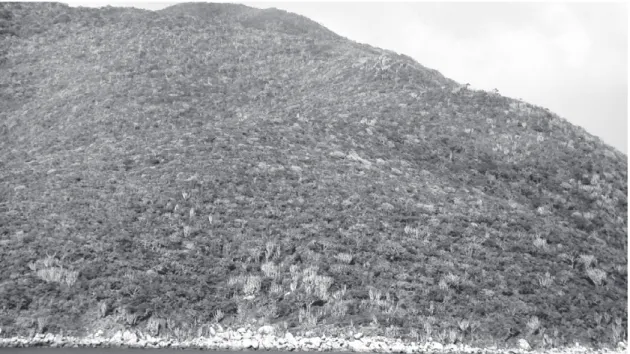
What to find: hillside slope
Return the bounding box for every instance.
[0,2,627,350]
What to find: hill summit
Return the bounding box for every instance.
[0,2,627,350]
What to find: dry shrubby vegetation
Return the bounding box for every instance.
[0,1,627,350]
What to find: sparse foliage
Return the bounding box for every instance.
[0,2,625,348]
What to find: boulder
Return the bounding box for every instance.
[230,339,244,350]
[242,338,254,349]
[308,337,322,347]
[369,341,386,353]
[213,338,225,349]
[261,336,275,349]
[320,339,333,350]
[445,344,458,352]
[258,325,275,335]
[332,340,345,350]
[122,330,137,343]
[44,333,55,343]
[518,339,531,351]
[349,339,370,352]
[391,342,406,353]
[158,339,171,347]
[428,342,444,351]
[284,339,297,351]
[110,330,123,343]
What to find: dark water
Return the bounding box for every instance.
[3,350,353,354]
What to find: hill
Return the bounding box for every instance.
[0,2,627,350]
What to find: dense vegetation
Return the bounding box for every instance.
[0,2,627,350]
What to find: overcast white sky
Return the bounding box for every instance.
[64,1,628,154]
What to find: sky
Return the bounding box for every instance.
[63,1,629,154]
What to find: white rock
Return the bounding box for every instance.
[429,342,444,351]
[354,332,364,339]
[110,330,123,343]
[242,338,254,348]
[445,344,458,352]
[308,337,322,347]
[212,339,226,349]
[349,339,370,352]
[370,341,386,353]
[230,339,244,350]
[284,340,296,350]
[320,339,332,350]
[391,342,406,353]
[196,337,208,348]
[285,333,298,349]
[518,339,531,351]
[261,337,275,349]
[161,339,173,347]
[213,338,225,348]
[258,325,275,335]
[141,335,152,344]
[122,330,137,343]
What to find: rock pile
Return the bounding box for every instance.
[0,327,626,354]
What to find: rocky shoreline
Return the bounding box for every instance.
[0,326,626,353]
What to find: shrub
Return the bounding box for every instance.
[578,254,597,269]
[533,235,548,250]
[243,275,262,295]
[261,262,279,278]
[586,268,606,287]
[527,316,541,335]
[538,272,554,288]
[334,252,353,264]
